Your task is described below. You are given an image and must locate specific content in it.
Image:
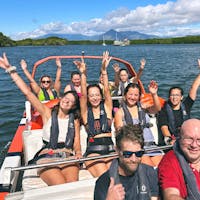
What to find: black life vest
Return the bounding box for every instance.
[121,101,152,129]
[174,142,200,200]
[118,80,131,96]
[41,87,58,100]
[109,159,152,200]
[165,102,189,137]
[86,101,111,137]
[69,83,76,92]
[48,109,75,149]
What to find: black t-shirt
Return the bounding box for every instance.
[94,163,159,200]
[158,95,194,134]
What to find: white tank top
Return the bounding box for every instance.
[42,117,69,143]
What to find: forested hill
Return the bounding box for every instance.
[0,32,16,47]
[1,32,200,47]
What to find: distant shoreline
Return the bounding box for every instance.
[1,32,200,47]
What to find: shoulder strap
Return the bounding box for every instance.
[118,81,127,96]
[87,101,108,137]
[70,83,76,92]
[100,102,108,132]
[41,88,50,100]
[52,89,58,99]
[121,101,133,125]
[165,102,176,134]
[137,102,146,128]
[173,142,200,200]
[180,103,190,121]
[65,113,75,149]
[137,164,152,200]
[49,109,59,149]
[137,102,153,129]
[109,159,121,185]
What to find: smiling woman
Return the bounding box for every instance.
[21,58,62,101]
[75,51,116,178]
[0,53,82,186]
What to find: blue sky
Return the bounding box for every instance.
[1,0,200,40]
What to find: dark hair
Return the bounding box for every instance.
[168,86,184,97]
[124,83,142,97]
[119,68,129,74]
[87,84,103,99]
[71,71,81,79]
[116,124,144,150]
[40,75,51,81]
[53,90,80,119]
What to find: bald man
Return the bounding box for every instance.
[158,118,200,200]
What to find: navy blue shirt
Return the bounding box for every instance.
[94,163,159,200]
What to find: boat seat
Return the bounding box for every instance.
[22,167,94,191]
[22,126,94,191]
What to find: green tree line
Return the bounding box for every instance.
[0,32,200,47]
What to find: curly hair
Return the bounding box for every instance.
[116,124,144,150]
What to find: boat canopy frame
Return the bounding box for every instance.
[31,55,146,94]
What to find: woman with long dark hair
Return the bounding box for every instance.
[0,53,82,185]
[75,51,115,177]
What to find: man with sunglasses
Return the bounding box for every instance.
[158,118,200,200]
[94,124,159,200]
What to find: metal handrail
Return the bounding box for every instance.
[9,145,172,172]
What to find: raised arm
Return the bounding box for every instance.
[0,53,49,119]
[147,80,161,114]
[189,60,200,100]
[73,119,82,159]
[101,51,113,114]
[134,58,146,83]
[54,58,62,94]
[20,59,41,94]
[114,108,123,130]
[113,63,120,88]
[74,57,87,123]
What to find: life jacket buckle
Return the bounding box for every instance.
[89,137,94,143]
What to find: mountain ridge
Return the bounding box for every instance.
[37,29,159,41]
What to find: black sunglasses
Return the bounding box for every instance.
[42,80,51,83]
[122,150,144,158]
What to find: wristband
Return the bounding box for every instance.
[5,66,17,74]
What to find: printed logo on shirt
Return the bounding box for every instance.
[140,184,147,194]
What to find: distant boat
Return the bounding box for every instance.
[102,35,106,46]
[113,32,130,46]
[113,38,130,46]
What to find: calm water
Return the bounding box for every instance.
[0,44,200,163]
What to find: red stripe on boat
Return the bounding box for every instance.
[8,125,25,153]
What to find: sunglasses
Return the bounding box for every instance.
[122,150,144,158]
[42,80,51,84]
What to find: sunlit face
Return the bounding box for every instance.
[41,77,51,89]
[179,120,200,164]
[119,70,129,83]
[88,87,102,107]
[169,89,183,107]
[118,140,142,176]
[60,93,76,110]
[125,87,140,106]
[71,74,81,87]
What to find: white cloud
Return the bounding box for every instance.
[11,0,200,40]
